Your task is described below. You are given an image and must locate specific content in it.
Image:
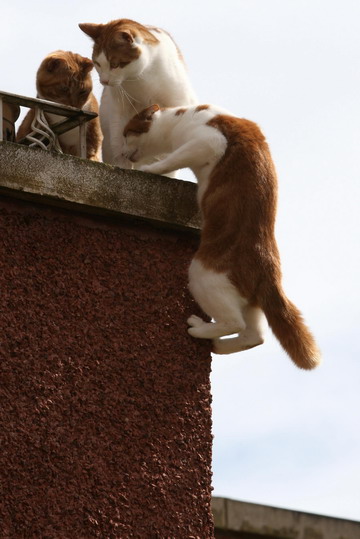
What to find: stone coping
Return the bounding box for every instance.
[212,497,360,538]
[0,142,200,232]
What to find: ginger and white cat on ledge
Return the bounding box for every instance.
[79,18,197,170]
[121,103,321,370]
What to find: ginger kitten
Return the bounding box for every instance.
[121,104,321,370]
[17,50,102,160]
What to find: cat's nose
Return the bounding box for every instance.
[101,78,110,85]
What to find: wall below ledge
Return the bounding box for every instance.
[0,145,213,538]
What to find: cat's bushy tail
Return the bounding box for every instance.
[260,283,321,370]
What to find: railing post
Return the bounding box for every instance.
[79,119,87,158]
[0,91,97,157]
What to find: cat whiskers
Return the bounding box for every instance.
[113,83,142,115]
[114,86,126,110]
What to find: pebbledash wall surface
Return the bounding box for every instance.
[0,142,214,538]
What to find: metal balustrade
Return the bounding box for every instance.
[0,90,98,158]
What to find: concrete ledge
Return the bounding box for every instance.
[0,142,200,232]
[212,497,360,538]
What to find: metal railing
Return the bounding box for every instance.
[0,90,98,158]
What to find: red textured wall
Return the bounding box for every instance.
[0,198,213,538]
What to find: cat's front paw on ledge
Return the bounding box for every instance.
[139,164,154,173]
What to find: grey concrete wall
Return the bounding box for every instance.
[212,497,360,539]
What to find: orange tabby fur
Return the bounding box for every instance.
[17,51,102,160]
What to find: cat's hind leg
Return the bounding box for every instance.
[213,305,267,354]
[187,258,246,339]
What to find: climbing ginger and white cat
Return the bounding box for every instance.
[121,103,321,370]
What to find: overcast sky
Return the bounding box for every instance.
[2,0,359,522]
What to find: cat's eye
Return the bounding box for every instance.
[94,61,100,67]
[60,87,70,94]
[110,62,118,70]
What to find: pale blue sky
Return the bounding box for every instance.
[2,0,359,522]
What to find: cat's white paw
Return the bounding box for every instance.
[140,164,161,174]
[187,314,205,328]
[213,335,264,355]
[139,164,152,173]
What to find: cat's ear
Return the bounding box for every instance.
[81,57,94,74]
[115,31,135,45]
[44,56,65,73]
[139,104,160,121]
[121,31,134,43]
[79,23,103,41]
